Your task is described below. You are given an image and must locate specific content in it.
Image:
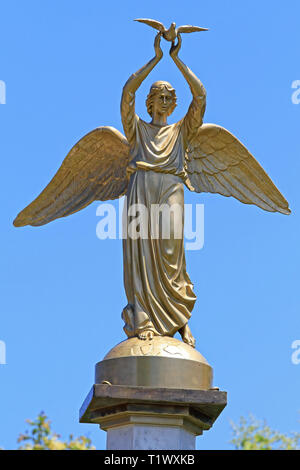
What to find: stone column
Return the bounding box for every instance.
[106,422,196,451]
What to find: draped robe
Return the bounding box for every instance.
[121,88,206,338]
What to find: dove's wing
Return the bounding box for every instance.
[184,123,290,215]
[177,25,209,33]
[14,126,130,227]
[134,18,165,33]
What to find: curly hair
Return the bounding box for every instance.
[146,81,177,117]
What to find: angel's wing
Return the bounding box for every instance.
[14,126,130,227]
[134,18,165,33]
[184,124,291,215]
[177,25,209,33]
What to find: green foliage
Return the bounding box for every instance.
[17,412,95,450]
[230,415,300,450]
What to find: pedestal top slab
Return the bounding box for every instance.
[79,384,227,436]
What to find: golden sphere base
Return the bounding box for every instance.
[95,336,213,390]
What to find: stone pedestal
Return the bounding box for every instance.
[106,424,195,451]
[79,337,227,450]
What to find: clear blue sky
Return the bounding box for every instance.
[1,0,299,450]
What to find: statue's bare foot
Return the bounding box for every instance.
[179,324,196,348]
[138,330,154,341]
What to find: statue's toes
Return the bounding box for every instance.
[138,330,154,341]
[183,334,196,349]
[146,330,154,340]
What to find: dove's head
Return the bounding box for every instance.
[146,81,177,119]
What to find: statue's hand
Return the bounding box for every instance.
[170,33,182,59]
[154,32,163,60]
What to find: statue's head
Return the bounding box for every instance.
[146,81,177,118]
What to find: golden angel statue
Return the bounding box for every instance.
[14,32,290,348]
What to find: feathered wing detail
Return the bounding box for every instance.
[177,25,209,33]
[184,124,291,215]
[134,19,165,33]
[14,126,130,227]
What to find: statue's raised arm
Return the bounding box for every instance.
[170,33,207,143]
[121,33,163,147]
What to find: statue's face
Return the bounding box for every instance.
[152,89,174,117]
